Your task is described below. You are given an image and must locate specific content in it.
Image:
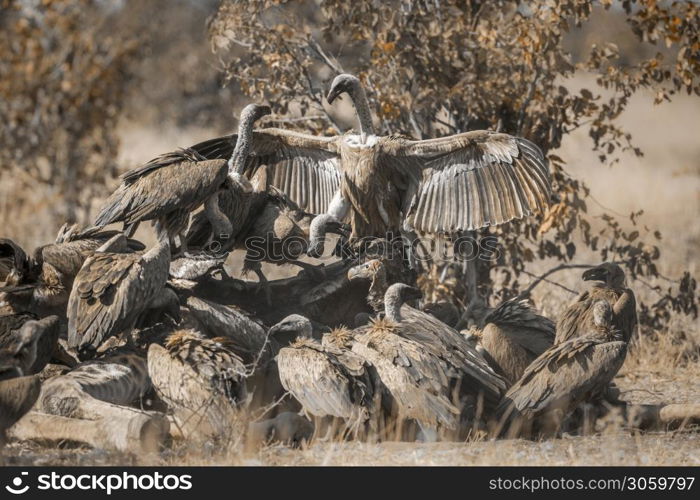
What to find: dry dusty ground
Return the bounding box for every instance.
[2,75,699,466]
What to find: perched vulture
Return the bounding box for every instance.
[496,301,627,438]
[556,262,637,344]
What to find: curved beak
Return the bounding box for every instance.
[347,268,362,281]
[582,266,605,282]
[326,87,342,105]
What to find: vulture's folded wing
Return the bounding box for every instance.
[392,131,550,233]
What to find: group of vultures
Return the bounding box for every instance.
[0,74,652,452]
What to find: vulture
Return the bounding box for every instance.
[351,284,506,434]
[495,301,627,438]
[0,315,60,375]
[67,229,179,358]
[147,329,248,438]
[0,226,144,317]
[556,262,637,344]
[94,104,272,251]
[471,299,555,386]
[346,258,408,313]
[273,315,384,436]
[170,74,550,240]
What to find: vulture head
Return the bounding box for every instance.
[0,238,30,285]
[326,74,362,104]
[347,259,384,282]
[306,214,350,258]
[383,283,423,322]
[582,262,626,288]
[240,103,272,124]
[269,314,313,347]
[2,317,54,373]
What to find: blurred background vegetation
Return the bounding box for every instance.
[0,0,698,351]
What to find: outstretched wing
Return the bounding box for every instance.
[392,131,550,233]
[186,128,342,216]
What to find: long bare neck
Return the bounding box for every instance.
[351,84,374,138]
[230,112,256,174]
[384,287,404,323]
[149,222,171,261]
[204,192,233,241]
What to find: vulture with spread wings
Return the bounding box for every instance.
[176,74,550,240]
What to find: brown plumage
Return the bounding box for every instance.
[421,300,461,328]
[67,229,175,357]
[184,296,270,365]
[40,352,150,413]
[556,262,637,344]
[346,257,409,313]
[496,301,627,438]
[0,375,40,446]
[169,74,550,240]
[351,284,506,432]
[0,315,60,377]
[273,316,381,430]
[147,330,247,438]
[477,299,555,386]
[94,105,272,248]
[0,226,143,317]
[95,152,228,244]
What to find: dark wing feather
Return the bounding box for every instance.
[497,339,626,423]
[484,299,555,355]
[95,160,228,228]
[555,290,593,344]
[614,288,637,343]
[121,147,208,184]
[393,131,550,233]
[67,248,167,350]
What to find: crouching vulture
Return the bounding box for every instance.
[273,315,385,438]
[471,299,555,386]
[67,227,179,358]
[351,284,506,436]
[147,329,247,439]
[495,301,627,438]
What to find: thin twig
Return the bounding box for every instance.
[517,64,542,135]
[267,114,327,124]
[517,263,593,298]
